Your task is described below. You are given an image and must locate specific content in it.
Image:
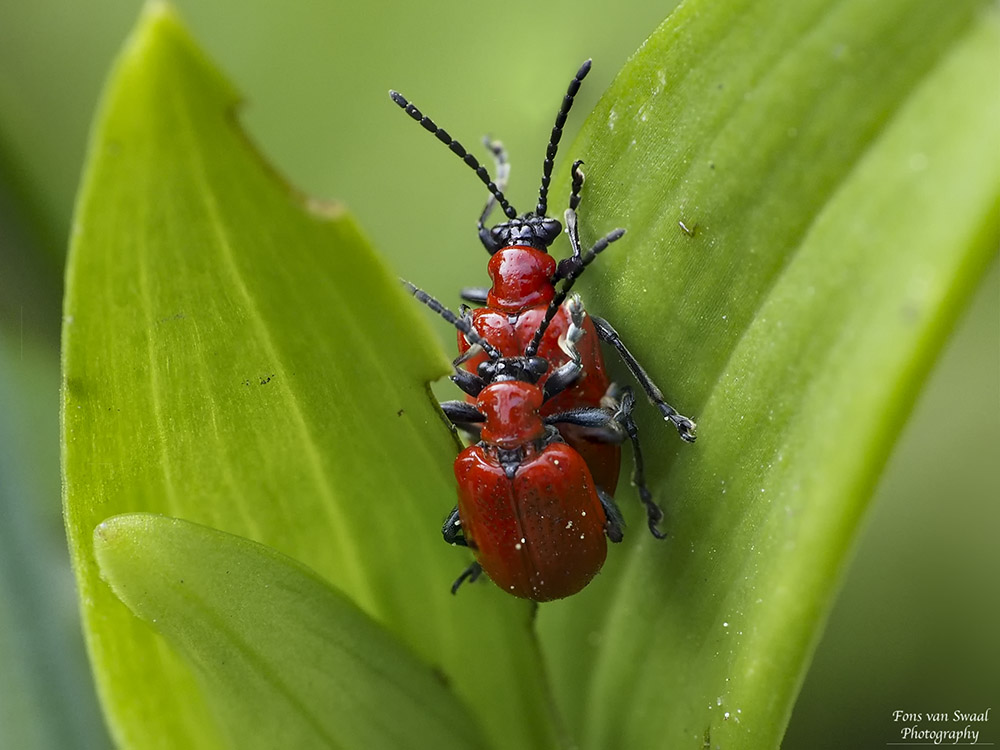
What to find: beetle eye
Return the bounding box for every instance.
[487,225,510,251]
[481,226,502,254]
[540,218,562,243]
[527,357,548,376]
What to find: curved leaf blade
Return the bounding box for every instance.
[540,1,999,748]
[62,5,557,748]
[93,513,485,750]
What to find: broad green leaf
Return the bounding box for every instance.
[539,1,999,749]
[92,513,485,750]
[63,5,557,749]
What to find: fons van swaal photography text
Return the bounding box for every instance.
[891,708,991,746]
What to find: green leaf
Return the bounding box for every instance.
[92,513,485,750]
[63,5,558,749]
[539,1,999,749]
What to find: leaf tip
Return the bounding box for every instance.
[115,0,238,109]
[93,514,124,553]
[92,513,160,578]
[127,0,184,57]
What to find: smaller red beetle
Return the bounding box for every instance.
[403,289,630,600]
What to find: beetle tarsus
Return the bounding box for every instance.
[451,562,483,594]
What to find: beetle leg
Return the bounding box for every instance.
[597,488,624,543]
[476,138,510,252]
[443,512,486,595]
[543,404,624,439]
[440,400,485,429]
[476,137,510,242]
[611,387,666,539]
[547,387,667,539]
[451,562,483,595]
[544,295,587,400]
[459,286,489,305]
[568,159,586,214]
[590,315,697,443]
[564,160,586,259]
[442,505,469,547]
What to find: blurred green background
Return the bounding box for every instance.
[0,1,996,748]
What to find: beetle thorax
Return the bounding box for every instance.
[477,381,547,449]
[486,247,557,313]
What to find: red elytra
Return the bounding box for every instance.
[455,441,607,601]
[455,381,608,601]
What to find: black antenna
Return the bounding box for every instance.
[402,280,502,359]
[535,59,592,217]
[390,91,518,220]
[524,227,625,357]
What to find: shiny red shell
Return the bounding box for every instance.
[458,246,621,493]
[454,381,608,601]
